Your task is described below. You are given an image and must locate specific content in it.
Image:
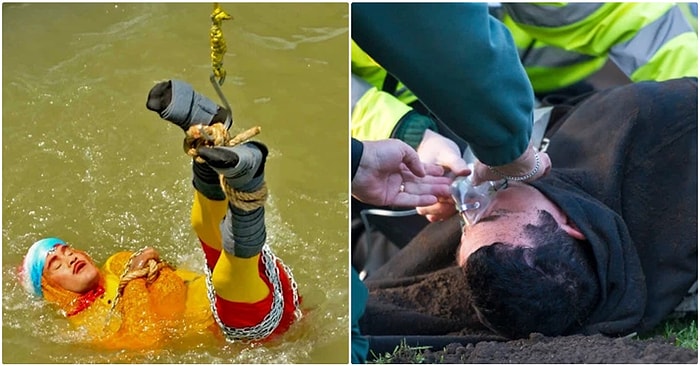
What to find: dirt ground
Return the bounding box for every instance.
[364,265,698,364]
[382,333,698,363]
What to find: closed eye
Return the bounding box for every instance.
[477,209,512,223]
[477,214,503,223]
[46,256,61,271]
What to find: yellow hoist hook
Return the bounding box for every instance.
[210,3,231,84]
[209,3,233,129]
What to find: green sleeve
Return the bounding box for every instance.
[351,269,369,363]
[352,3,533,166]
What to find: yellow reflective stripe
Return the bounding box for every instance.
[501,14,534,49]
[351,41,387,90]
[503,9,605,92]
[393,86,418,105]
[610,6,696,77]
[503,14,595,68]
[352,74,374,111]
[351,40,417,105]
[630,32,699,81]
[504,3,694,92]
[351,86,411,140]
[511,3,675,55]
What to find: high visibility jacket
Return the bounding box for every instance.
[678,3,698,32]
[351,81,438,149]
[353,3,698,98]
[500,2,698,93]
[352,41,418,106]
[352,84,410,141]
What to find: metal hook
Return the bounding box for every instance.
[210,73,234,130]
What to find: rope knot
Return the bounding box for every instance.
[222,180,268,211]
[116,259,170,295]
[184,123,261,162]
[184,123,230,163]
[184,124,266,210]
[109,248,172,313]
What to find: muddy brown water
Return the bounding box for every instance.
[3,3,349,363]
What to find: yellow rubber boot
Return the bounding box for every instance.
[191,191,227,251]
[211,251,269,303]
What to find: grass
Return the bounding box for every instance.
[368,316,698,364]
[369,339,431,364]
[640,315,697,350]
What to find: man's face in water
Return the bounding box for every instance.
[43,245,100,293]
[457,181,585,267]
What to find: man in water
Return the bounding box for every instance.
[19,80,302,349]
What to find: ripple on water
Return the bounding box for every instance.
[3,2,349,363]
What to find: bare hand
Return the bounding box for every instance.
[416,196,458,222]
[352,139,452,207]
[129,247,160,272]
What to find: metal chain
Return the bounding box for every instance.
[205,244,301,341]
[488,150,541,181]
[280,260,302,320]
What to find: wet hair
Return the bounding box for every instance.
[464,210,599,339]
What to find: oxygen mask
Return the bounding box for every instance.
[450,165,506,226]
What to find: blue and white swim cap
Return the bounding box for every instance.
[21,237,67,297]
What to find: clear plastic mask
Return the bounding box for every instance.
[450,169,507,226]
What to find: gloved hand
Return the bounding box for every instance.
[416,130,470,176]
[415,130,471,222]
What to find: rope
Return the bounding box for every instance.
[210,3,232,85]
[204,4,268,211]
[183,123,261,163]
[222,180,268,211]
[116,259,167,293]
[109,248,171,313]
[183,122,266,209]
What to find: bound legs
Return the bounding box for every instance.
[146,80,273,326]
[199,143,272,305]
